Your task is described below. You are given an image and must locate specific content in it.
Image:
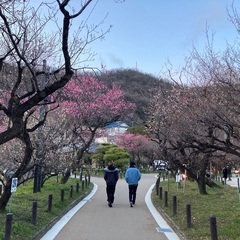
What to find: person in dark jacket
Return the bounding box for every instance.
[104,161,119,207]
[125,161,141,207]
[222,166,228,184]
[227,165,232,181]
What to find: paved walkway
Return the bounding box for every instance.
[224,174,240,188]
[40,174,181,240]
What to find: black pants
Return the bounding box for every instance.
[128,184,138,204]
[106,185,116,204]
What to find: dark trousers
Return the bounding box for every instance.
[128,184,138,204]
[106,185,116,204]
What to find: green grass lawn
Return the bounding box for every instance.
[152,178,240,240]
[0,176,93,240]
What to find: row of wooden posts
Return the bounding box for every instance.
[155,177,218,240]
[4,174,91,240]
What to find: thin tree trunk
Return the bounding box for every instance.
[197,175,208,195]
[60,168,71,184]
[0,180,11,212]
[0,132,33,212]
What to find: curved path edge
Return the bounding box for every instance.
[146,184,182,240]
[40,184,98,240]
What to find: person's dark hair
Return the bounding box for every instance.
[107,161,115,170]
[130,161,135,167]
[108,161,114,167]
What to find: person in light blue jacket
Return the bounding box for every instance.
[125,161,141,207]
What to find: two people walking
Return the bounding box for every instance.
[104,161,141,207]
[222,165,232,184]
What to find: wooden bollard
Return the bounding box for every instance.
[48,194,53,212]
[32,201,37,225]
[164,191,168,207]
[159,187,162,200]
[156,176,160,195]
[186,204,192,228]
[70,185,73,198]
[85,175,87,187]
[210,216,218,240]
[61,189,64,202]
[82,180,85,191]
[88,174,91,185]
[4,213,13,240]
[76,182,79,193]
[173,196,177,215]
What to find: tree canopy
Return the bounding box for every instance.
[0,0,111,211]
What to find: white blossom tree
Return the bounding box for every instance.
[0,0,112,211]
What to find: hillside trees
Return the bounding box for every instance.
[98,69,172,124]
[0,0,111,211]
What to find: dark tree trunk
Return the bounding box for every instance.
[0,132,33,212]
[205,177,221,188]
[60,168,71,184]
[60,127,99,184]
[196,173,208,195]
[0,180,11,213]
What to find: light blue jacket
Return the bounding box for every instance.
[125,167,141,185]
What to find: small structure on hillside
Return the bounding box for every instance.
[95,121,129,144]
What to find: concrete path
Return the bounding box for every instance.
[41,174,180,240]
[225,175,240,188]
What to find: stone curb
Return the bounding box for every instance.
[152,199,187,240]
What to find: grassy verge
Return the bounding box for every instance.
[152,178,240,240]
[0,176,93,240]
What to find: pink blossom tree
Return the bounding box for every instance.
[115,133,157,167]
[55,74,135,182]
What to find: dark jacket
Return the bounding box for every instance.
[223,167,228,179]
[104,166,119,185]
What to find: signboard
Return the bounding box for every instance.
[11,178,18,193]
[176,174,182,183]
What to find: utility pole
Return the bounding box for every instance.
[33,60,47,193]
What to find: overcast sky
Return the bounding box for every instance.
[78,0,239,78]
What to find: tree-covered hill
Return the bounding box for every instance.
[98,69,172,124]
